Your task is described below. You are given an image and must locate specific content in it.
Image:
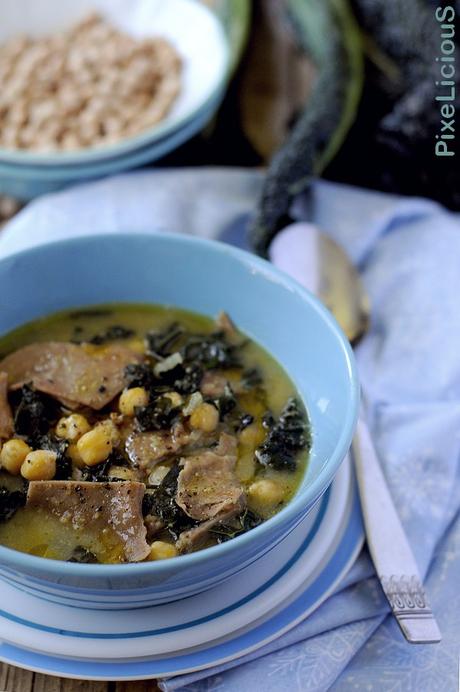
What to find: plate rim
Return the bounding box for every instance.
[0,0,230,167]
[0,461,364,680]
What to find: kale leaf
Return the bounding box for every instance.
[241,367,263,389]
[88,325,135,345]
[124,362,157,391]
[209,510,263,543]
[79,458,113,482]
[173,364,204,395]
[237,413,254,431]
[69,309,113,319]
[143,466,195,540]
[33,434,72,480]
[134,396,181,433]
[0,486,26,522]
[12,385,60,446]
[145,323,184,358]
[255,398,309,471]
[182,332,241,370]
[67,546,99,563]
[214,384,237,421]
[79,450,129,482]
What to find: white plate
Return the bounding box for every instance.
[0,457,364,679]
[0,0,229,165]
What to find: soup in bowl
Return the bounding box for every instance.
[0,233,358,607]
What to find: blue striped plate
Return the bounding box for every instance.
[0,457,363,680]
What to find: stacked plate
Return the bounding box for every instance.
[0,457,363,682]
[0,0,248,199]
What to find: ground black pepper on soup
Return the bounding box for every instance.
[0,304,310,563]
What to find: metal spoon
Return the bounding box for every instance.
[270,222,441,644]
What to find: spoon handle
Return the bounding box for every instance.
[352,415,441,644]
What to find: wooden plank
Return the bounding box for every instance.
[115,682,161,691]
[0,664,163,691]
[0,663,34,692]
[32,672,108,691]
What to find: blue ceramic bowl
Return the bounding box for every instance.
[0,233,359,608]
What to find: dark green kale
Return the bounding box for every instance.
[34,434,72,480]
[238,413,254,431]
[209,510,263,543]
[79,459,113,482]
[241,367,263,389]
[0,486,26,522]
[214,384,237,421]
[145,323,185,358]
[172,364,204,395]
[124,362,157,391]
[256,398,309,471]
[134,396,181,433]
[79,450,129,482]
[88,325,135,345]
[182,332,241,370]
[69,309,113,319]
[12,385,60,446]
[67,546,99,563]
[143,466,195,540]
[125,360,203,398]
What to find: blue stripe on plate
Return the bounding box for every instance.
[0,490,330,639]
[0,478,363,679]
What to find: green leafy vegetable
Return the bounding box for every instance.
[124,363,157,391]
[67,546,99,563]
[134,396,181,433]
[145,323,184,358]
[210,510,263,543]
[214,384,237,421]
[256,398,309,471]
[12,385,60,446]
[33,434,72,480]
[79,451,128,483]
[250,0,364,255]
[88,325,135,345]
[0,486,26,522]
[182,333,241,370]
[143,466,195,540]
[241,368,263,389]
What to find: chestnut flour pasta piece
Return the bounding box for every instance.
[26,480,150,562]
[176,433,246,521]
[0,342,142,409]
[0,372,14,438]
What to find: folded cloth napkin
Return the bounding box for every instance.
[1,170,459,692]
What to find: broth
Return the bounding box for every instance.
[0,304,310,563]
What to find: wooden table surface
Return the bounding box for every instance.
[0,665,161,691]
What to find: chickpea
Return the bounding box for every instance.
[239,423,265,447]
[77,426,113,466]
[21,450,57,481]
[148,541,177,561]
[96,419,120,446]
[67,443,85,467]
[189,402,219,433]
[56,413,90,442]
[248,479,285,508]
[0,439,31,475]
[118,387,149,416]
[164,391,183,407]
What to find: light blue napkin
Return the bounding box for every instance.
[1,170,459,692]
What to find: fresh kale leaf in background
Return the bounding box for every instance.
[247,0,459,256]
